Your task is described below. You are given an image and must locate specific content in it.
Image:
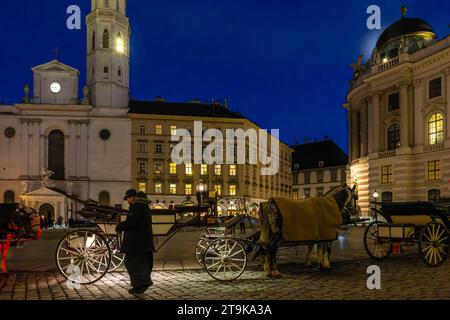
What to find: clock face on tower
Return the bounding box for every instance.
[50,82,61,93]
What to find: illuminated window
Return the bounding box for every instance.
[115,32,125,54]
[154,161,163,174]
[229,165,237,176]
[185,163,193,175]
[170,125,177,136]
[428,161,440,181]
[214,185,222,196]
[381,165,393,184]
[139,124,146,134]
[170,184,177,195]
[429,78,442,99]
[155,125,163,135]
[170,163,177,175]
[428,113,444,145]
[215,165,222,176]
[154,183,162,195]
[229,185,236,196]
[138,183,147,193]
[138,161,147,174]
[387,123,400,150]
[201,164,208,175]
[185,184,192,195]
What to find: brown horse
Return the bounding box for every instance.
[258,184,358,277]
[0,205,41,274]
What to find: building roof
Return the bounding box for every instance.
[129,100,245,119]
[291,140,348,171]
[376,17,436,49]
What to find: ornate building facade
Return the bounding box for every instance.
[346,7,450,216]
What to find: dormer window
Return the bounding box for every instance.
[318,161,325,168]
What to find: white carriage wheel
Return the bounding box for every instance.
[107,236,125,272]
[364,222,392,260]
[55,230,111,285]
[195,238,208,269]
[419,222,449,267]
[203,238,247,282]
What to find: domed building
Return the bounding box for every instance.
[346,6,450,216]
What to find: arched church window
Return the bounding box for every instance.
[115,32,125,54]
[92,31,96,51]
[103,29,110,49]
[387,123,400,150]
[428,113,444,145]
[48,130,65,180]
[3,191,15,204]
[99,191,111,207]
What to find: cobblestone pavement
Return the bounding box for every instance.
[1,255,450,300]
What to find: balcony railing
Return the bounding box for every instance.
[424,143,444,152]
[378,57,400,72]
[378,150,396,159]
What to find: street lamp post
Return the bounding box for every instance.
[372,190,379,222]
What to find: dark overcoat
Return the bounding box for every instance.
[116,199,154,253]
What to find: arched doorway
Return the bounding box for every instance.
[48,130,65,180]
[3,190,15,204]
[39,203,55,225]
[99,191,111,207]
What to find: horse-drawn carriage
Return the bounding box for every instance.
[364,201,450,267]
[56,184,360,284]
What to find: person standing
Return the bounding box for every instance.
[116,190,154,295]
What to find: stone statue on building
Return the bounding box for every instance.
[41,169,55,188]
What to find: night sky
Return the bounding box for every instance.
[1,1,450,153]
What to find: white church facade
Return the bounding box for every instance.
[0,0,131,222]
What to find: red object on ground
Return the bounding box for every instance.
[393,243,402,254]
[0,234,12,273]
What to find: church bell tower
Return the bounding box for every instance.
[86,0,130,108]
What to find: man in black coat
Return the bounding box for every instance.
[116,190,154,295]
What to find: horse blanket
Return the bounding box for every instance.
[270,195,342,242]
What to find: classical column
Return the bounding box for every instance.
[368,92,381,154]
[413,79,425,147]
[30,119,42,179]
[20,119,30,179]
[79,121,89,180]
[68,121,78,179]
[350,110,360,160]
[399,81,411,151]
[360,103,369,157]
[445,68,450,143]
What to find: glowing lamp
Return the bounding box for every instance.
[115,37,125,54]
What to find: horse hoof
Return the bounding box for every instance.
[271,271,282,278]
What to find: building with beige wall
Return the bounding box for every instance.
[346,7,450,216]
[128,99,293,214]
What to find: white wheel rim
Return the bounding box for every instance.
[204,239,247,281]
[57,231,111,284]
[196,239,207,266]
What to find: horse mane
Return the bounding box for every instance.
[324,184,345,197]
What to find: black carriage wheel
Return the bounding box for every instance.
[107,236,125,272]
[203,238,247,282]
[195,238,208,270]
[364,222,392,261]
[55,230,112,285]
[419,222,449,267]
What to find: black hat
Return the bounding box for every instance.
[136,191,148,199]
[123,189,137,200]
